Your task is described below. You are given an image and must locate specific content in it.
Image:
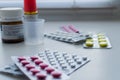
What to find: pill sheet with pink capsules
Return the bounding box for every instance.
[11,50,90,80]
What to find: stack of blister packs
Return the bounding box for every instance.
[45,25,112,49]
[0,50,90,80]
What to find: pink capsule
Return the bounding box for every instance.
[30,56,39,61]
[30,69,40,75]
[25,64,35,71]
[45,67,55,74]
[51,71,62,78]
[39,63,48,69]
[34,59,43,65]
[36,73,46,80]
[18,57,26,62]
[21,61,30,66]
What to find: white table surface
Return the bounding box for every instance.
[0,21,120,80]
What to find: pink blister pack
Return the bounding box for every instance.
[11,56,69,80]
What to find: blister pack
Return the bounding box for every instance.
[11,50,90,79]
[37,50,90,75]
[83,33,112,49]
[0,64,23,76]
[12,56,69,80]
[44,32,90,43]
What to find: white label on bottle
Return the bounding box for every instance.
[1,24,23,40]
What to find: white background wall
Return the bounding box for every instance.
[0,0,120,20]
[37,0,120,21]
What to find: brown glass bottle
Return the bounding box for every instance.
[0,8,24,43]
[1,21,24,43]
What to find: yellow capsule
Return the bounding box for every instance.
[98,36,106,39]
[85,41,93,47]
[99,42,108,47]
[97,33,104,37]
[86,39,93,42]
[98,39,107,42]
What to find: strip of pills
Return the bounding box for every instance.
[44,32,90,43]
[11,56,69,80]
[84,33,112,49]
[0,64,24,76]
[37,50,90,75]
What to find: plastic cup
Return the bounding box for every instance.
[24,19,45,45]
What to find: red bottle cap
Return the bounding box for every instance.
[24,0,37,14]
[36,73,46,80]
[45,67,55,74]
[51,71,62,78]
[25,64,35,71]
[39,63,48,69]
[34,59,43,65]
[30,69,40,75]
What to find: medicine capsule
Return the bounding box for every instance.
[97,33,104,37]
[30,69,40,75]
[98,36,105,39]
[34,59,43,65]
[18,57,26,62]
[98,39,107,42]
[39,63,48,69]
[51,71,62,78]
[36,73,46,80]
[86,39,93,42]
[25,64,35,71]
[21,61,30,66]
[45,67,55,74]
[30,56,39,61]
[85,41,93,47]
[99,42,108,47]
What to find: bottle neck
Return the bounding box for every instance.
[24,14,38,21]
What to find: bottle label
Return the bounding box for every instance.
[1,24,23,40]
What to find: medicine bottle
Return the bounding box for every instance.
[0,8,24,43]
